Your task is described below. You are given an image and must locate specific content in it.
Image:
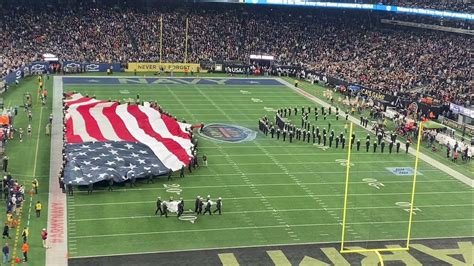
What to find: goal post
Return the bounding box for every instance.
[339,122,424,260]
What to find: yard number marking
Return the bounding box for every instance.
[264,107,277,112]
[335,159,354,167]
[179,214,198,224]
[362,178,385,189]
[314,144,328,151]
[395,202,421,215]
[163,184,182,195]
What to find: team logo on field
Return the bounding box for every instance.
[386,167,422,176]
[200,123,256,143]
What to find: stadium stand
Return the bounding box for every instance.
[381,0,473,13]
[0,3,471,106]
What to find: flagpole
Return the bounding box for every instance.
[184,17,188,64]
[159,15,163,64]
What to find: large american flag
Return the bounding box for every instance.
[63,93,194,185]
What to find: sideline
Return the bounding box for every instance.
[11,91,45,264]
[45,76,68,266]
[277,78,473,188]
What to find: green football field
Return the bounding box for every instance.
[59,76,473,258]
[0,77,52,266]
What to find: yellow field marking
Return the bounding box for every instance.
[375,250,385,266]
[267,250,291,266]
[340,122,423,254]
[406,122,423,248]
[339,122,353,251]
[218,253,240,266]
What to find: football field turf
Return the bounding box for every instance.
[61,76,473,258]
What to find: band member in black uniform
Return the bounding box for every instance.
[155,197,163,215]
[213,197,222,215]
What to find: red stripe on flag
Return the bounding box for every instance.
[102,103,138,142]
[160,114,191,140]
[65,116,83,143]
[75,102,107,142]
[127,105,190,165]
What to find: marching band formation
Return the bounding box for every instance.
[259,106,410,154]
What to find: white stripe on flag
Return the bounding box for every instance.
[177,121,191,135]
[88,102,122,141]
[139,106,193,156]
[115,104,183,170]
[68,99,101,142]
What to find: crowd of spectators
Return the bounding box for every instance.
[380,0,473,13]
[0,3,471,106]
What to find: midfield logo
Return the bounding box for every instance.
[200,124,256,143]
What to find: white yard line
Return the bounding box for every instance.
[278,78,473,187]
[70,203,474,222]
[200,160,420,166]
[69,218,474,240]
[69,179,462,194]
[71,190,472,207]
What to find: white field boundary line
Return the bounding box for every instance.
[277,78,473,187]
[68,235,474,259]
[70,203,474,222]
[45,76,68,266]
[72,190,473,207]
[69,218,474,239]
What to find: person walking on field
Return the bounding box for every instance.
[35,201,42,217]
[32,178,38,194]
[213,197,222,215]
[2,155,8,172]
[41,229,48,248]
[203,200,212,215]
[155,197,163,215]
[2,223,10,239]
[21,241,28,262]
[202,154,208,167]
[2,242,9,264]
[21,227,28,242]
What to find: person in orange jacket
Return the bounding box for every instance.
[21,241,29,262]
